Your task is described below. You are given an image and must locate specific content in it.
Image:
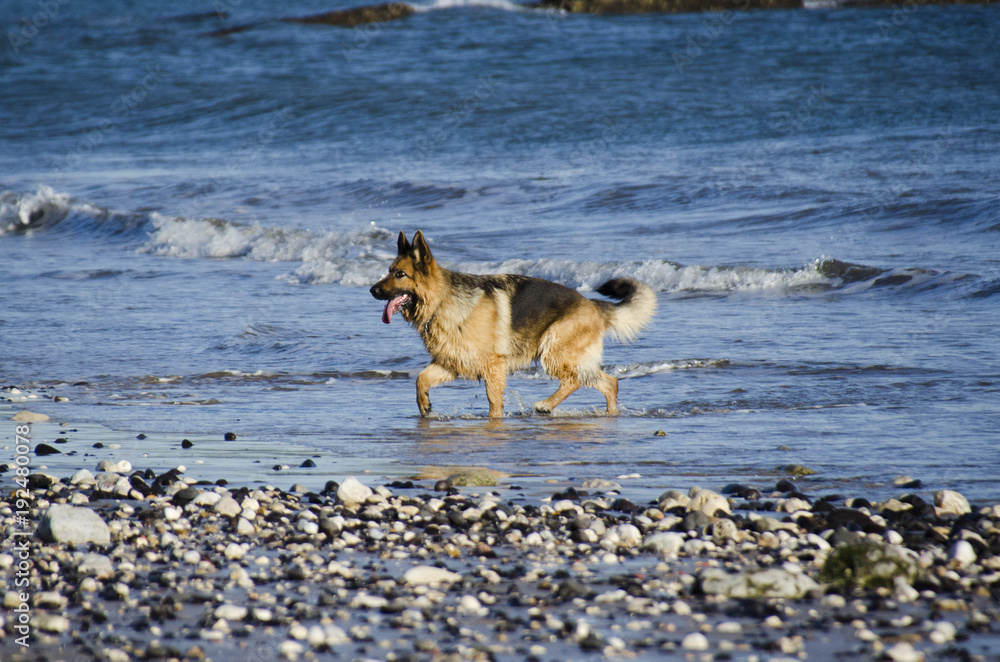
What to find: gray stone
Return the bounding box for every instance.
[213,496,242,518]
[446,469,500,488]
[37,504,111,545]
[77,553,114,579]
[948,540,977,567]
[641,531,685,556]
[337,476,373,504]
[95,472,122,493]
[69,469,96,485]
[12,410,49,422]
[580,478,621,491]
[402,565,462,585]
[819,541,919,589]
[33,613,70,633]
[700,567,820,599]
[934,490,971,516]
[687,488,731,516]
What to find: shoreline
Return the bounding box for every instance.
[3,406,1000,661]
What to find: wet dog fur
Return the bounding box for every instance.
[370,231,656,418]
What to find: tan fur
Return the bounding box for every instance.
[370,231,656,418]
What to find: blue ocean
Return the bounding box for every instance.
[1,0,998,500]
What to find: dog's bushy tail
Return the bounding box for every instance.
[595,278,657,343]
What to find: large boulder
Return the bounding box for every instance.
[37,504,111,545]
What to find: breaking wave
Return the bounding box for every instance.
[3,185,990,299]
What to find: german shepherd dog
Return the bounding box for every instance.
[370,231,656,418]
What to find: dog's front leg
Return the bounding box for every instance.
[416,363,455,417]
[483,357,507,419]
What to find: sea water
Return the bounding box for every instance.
[1,0,998,500]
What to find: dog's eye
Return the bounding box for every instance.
[393,270,408,279]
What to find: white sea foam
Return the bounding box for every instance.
[7,188,931,299]
[143,214,394,285]
[0,185,71,235]
[152,212,838,294]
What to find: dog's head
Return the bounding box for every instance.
[370,230,436,325]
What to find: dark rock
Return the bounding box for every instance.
[775,479,797,493]
[555,578,594,602]
[611,498,640,513]
[829,526,866,547]
[721,483,761,499]
[172,487,200,506]
[34,443,61,456]
[530,0,801,12]
[27,473,54,490]
[299,459,316,468]
[181,439,194,449]
[129,475,153,497]
[682,511,713,532]
[224,432,237,441]
[284,2,415,27]
[826,508,884,534]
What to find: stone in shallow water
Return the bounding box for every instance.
[402,565,462,585]
[37,504,111,545]
[12,410,48,422]
[446,469,500,487]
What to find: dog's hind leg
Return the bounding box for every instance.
[534,375,580,414]
[416,363,455,417]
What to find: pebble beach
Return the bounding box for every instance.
[3,402,1000,662]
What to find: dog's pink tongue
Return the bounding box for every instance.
[382,294,408,324]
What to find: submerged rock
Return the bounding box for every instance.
[529,0,801,12]
[284,2,415,26]
[12,410,49,422]
[446,468,500,487]
[402,565,462,585]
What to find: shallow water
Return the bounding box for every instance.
[2,0,998,501]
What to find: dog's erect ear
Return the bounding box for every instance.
[397,231,410,256]
[411,231,433,265]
